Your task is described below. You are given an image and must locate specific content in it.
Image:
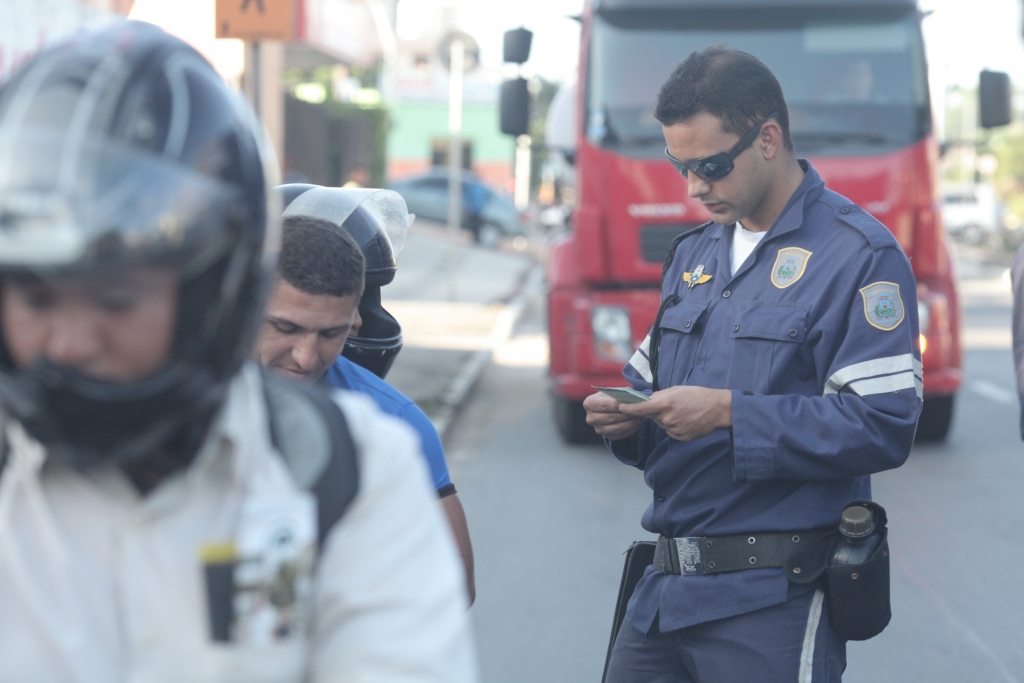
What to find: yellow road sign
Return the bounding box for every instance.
[216,0,293,41]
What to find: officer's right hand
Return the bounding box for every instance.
[583,392,644,440]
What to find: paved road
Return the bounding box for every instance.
[439,244,1023,682]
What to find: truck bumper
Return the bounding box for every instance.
[922,367,962,397]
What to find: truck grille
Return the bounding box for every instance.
[639,224,702,263]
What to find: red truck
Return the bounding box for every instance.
[548,0,964,443]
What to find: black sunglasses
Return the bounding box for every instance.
[665,110,779,182]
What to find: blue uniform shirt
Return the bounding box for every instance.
[326,356,454,495]
[611,161,920,635]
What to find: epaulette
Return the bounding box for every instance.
[662,221,714,286]
[833,203,899,252]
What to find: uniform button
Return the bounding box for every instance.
[723,290,732,298]
[733,324,740,332]
[841,206,850,214]
[656,493,666,502]
[684,320,691,328]
[789,329,798,337]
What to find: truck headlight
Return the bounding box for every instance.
[918,301,930,355]
[591,306,632,362]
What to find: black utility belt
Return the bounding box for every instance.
[653,529,832,576]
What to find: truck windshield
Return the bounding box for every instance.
[587,9,929,157]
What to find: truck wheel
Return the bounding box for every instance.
[916,395,955,443]
[553,397,601,444]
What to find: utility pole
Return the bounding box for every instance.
[446,38,465,301]
[250,41,261,118]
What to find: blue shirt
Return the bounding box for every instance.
[611,161,920,634]
[326,356,453,494]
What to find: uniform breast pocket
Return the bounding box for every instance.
[728,301,809,393]
[655,300,710,389]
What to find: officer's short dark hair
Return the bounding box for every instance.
[655,46,793,151]
[278,215,365,299]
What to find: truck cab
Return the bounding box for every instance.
[548,0,961,442]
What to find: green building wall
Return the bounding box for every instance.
[387,101,514,189]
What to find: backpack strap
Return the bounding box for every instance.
[262,371,360,550]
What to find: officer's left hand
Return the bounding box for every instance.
[619,386,733,442]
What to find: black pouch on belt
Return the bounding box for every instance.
[784,499,891,641]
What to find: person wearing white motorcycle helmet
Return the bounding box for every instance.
[260,185,476,604]
[0,21,476,683]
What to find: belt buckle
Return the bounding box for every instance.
[675,537,704,576]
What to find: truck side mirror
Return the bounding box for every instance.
[500,77,530,136]
[503,27,533,64]
[979,70,1012,129]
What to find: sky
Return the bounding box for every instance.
[395,0,584,83]
[130,0,245,81]
[124,0,1024,91]
[403,0,1024,91]
[920,0,1024,91]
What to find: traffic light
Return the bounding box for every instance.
[500,78,530,136]
[499,28,534,138]
[979,70,1012,129]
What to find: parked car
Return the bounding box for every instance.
[941,183,1003,245]
[389,169,527,247]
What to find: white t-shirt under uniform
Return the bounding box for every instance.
[731,222,767,274]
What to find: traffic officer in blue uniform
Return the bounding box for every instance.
[584,47,921,682]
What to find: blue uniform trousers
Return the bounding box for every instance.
[606,590,846,683]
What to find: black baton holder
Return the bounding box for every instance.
[602,541,656,683]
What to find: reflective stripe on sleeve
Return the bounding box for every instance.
[628,335,653,383]
[824,353,920,397]
[845,370,923,399]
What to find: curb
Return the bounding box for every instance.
[430,263,543,439]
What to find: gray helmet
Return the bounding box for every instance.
[278,185,412,378]
[0,21,278,470]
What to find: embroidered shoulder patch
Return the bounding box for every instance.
[860,281,904,331]
[771,247,812,289]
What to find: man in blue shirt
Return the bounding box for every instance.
[585,48,919,682]
[255,214,474,602]
[325,356,455,496]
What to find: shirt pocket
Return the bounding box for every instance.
[728,301,810,393]
[655,300,710,389]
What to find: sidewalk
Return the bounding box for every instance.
[382,219,542,436]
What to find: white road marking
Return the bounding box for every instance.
[970,380,1017,405]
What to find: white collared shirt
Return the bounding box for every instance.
[0,364,477,683]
